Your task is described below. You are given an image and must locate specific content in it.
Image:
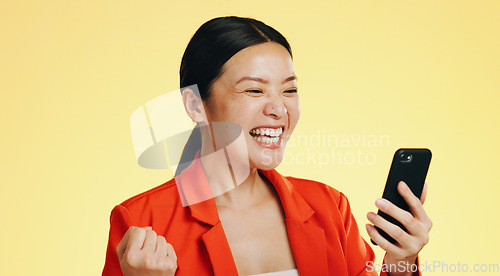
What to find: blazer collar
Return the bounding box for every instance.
[259,169,315,223]
[177,156,315,225]
[176,154,219,226]
[177,157,328,275]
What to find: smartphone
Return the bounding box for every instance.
[371,148,432,245]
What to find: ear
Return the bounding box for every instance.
[182,88,208,123]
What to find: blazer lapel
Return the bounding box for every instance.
[202,222,239,276]
[179,156,329,275]
[287,219,328,275]
[178,156,238,275]
[260,169,329,275]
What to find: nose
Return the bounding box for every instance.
[263,98,287,119]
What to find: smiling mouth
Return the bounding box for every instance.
[249,127,284,145]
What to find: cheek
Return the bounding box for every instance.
[209,96,239,120]
[287,99,301,128]
[232,98,261,118]
[218,97,258,125]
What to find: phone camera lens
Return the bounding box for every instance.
[400,153,413,163]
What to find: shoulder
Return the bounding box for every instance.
[286,176,343,201]
[284,175,351,214]
[113,178,182,221]
[282,175,356,234]
[121,178,179,206]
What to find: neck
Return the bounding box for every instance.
[213,168,272,210]
[197,124,273,209]
[197,148,268,208]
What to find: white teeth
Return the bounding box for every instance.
[251,134,280,144]
[250,127,283,137]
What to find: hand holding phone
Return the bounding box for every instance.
[370,148,432,245]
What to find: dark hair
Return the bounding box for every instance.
[175,16,292,176]
[179,16,292,101]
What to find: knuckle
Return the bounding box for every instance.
[409,243,421,255]
[380,202,392,213]
[133,227,145,234]
[399,212,414,226]
[165,258,178,271]
[148,230,158,240]
[388,200,399,210]
[371,214,382,225]
[392,228,405,240]
[143,254,157,269]
[410,193,420,203]
[423,235,430,245]
[129,226,141,234]
[157,235,166,243]
[124,251,138,266]
[378,239,392,252]
[403,238,421,255]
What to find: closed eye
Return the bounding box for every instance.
[284,89,298,93]
[245,89,263,94]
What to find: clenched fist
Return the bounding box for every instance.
[117,226,177,276]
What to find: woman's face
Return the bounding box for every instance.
[205,42,300,170]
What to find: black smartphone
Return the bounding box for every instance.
[371,148,432,245]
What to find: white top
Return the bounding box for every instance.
[249,269,299,276]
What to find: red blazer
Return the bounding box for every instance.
[103,157,420,275]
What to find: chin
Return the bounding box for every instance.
[251,149,284,171]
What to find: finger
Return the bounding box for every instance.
[375,198,421,236]
[420,182,428,205]
[155,235,168,257]
[367,211,411,246]
[398,181,428,220]
[142,229,158,251]
[365,224,403,256]
[126,227,148,251]
[117,226,135,258]
[166,242,177,260]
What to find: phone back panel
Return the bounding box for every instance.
[374,148,432,245]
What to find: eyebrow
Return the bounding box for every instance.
[235,75,297,85]
[282,75,297,84]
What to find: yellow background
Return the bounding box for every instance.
[1,0,499,275]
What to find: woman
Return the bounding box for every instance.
[103,16,432,276]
